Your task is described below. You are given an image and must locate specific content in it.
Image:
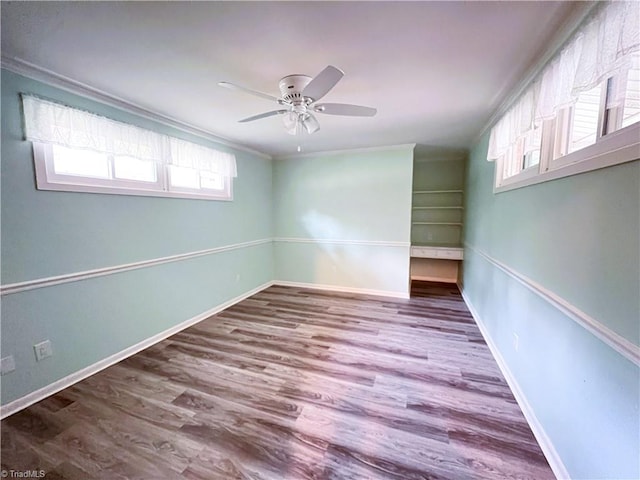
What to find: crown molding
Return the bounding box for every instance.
[1,55,272,160]
[473,1,598,146]
[275,143,416,160]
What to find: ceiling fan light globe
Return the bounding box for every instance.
[302,113,320,134]
[282,112,298,131]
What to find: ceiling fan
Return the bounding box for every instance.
[218,65,376,135]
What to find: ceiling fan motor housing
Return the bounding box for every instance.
[279,75,312,103]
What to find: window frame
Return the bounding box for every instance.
[494,69,640,193]
[494,121,640,193]
[33,142,234,201]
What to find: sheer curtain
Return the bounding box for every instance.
[487,1,639,161]
[169,138,237,177]
[22,95,237,176]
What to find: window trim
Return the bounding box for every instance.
[33,143,234,201]
[488,1,639,193]
[494,121,640,193]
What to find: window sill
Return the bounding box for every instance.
[34,179,234,201]
[494,122,640,193]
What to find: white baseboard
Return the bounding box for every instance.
[273,280,410,299]
[459,289,571,480]
[0,281,274,420]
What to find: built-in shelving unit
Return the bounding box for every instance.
[411,190,463,247]
[410,152,466,285]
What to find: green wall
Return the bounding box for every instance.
[461,132,640,479]
[0,70,274,405]
[273,147,414,296]
[1,70,416,407]
[6,63,637,480]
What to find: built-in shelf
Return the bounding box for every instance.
[412,206,463,210]
[410,156,465,286]
[412,222,462,226]
[412,242,462,248]
[413,189,463,194]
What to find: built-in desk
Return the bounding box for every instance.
[411,245,463,260]
[410,245,463,284]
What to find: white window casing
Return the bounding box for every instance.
[23,95,237,201]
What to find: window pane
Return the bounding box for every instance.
[52,145,110,178]
[200,171,224,190]
[568,85,602,154]
[522,125,541,169]
[169,165,199,189]
[622,55,640,129]
[113,156,157,182]
[523,150,540,169]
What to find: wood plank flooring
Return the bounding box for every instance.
[1,282,555,479]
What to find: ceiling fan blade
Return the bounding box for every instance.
[239,110,287,123]
[218,81,281,103]
[302,65,344,102]
[314,103,377,117]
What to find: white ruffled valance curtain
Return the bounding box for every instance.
[22,95,237,177]
[487,0,639,161]
[169,138,237,177]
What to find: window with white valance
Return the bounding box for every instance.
[488,1,639,191]
[22,95,237,200]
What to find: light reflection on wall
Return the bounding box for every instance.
[298,209,409,293]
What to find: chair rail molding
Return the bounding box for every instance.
[464,243,640,366]
[1,238,272,296]
[273,237,410,248]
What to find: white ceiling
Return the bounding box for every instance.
[1,1,584,157]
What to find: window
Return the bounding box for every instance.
[605,55,640,133]
[488,1,640,192]
[168,165,225,192]
[566,83,603,154]
[500,125,543,181]
[23,96,237,201]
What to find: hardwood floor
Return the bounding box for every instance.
[1,282,555,479]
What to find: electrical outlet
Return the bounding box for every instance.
[513,333,519,352]
[1,355,16,375]
[235,273,241,283]
[34,340,53,362]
